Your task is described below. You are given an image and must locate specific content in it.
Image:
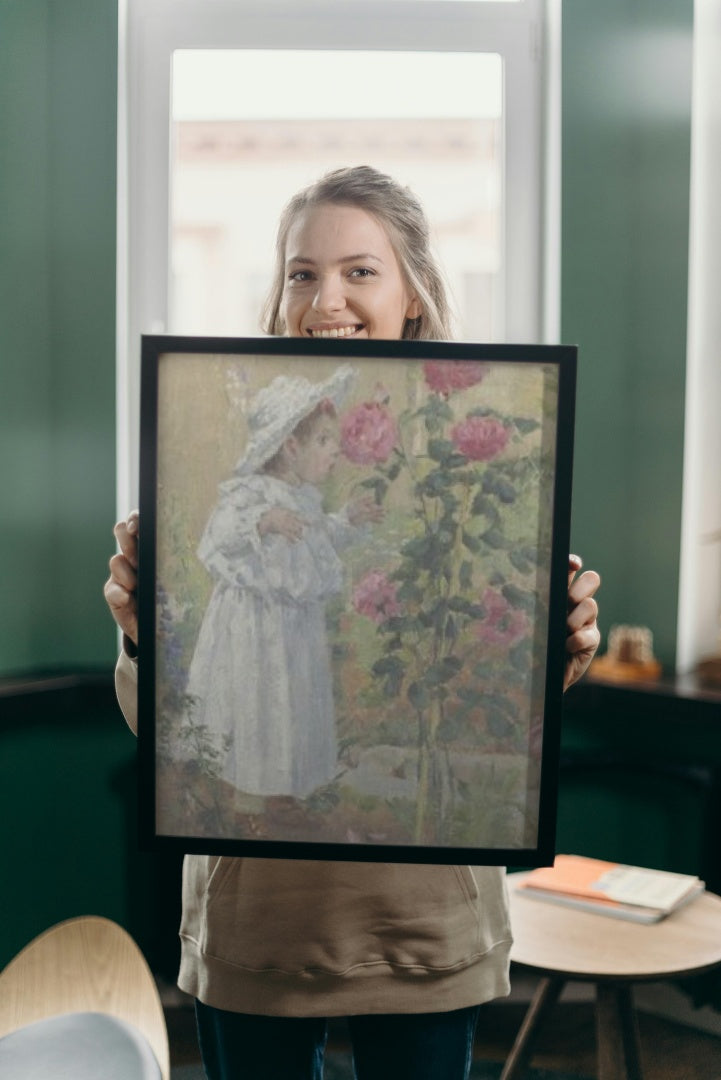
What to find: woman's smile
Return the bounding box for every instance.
[307,323,364,339]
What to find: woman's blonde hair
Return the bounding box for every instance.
[261,165,454,341]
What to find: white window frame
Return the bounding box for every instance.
[117,0,559,511]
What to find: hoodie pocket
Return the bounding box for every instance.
[188,858,509,976]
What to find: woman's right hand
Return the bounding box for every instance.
[104,510,139,646]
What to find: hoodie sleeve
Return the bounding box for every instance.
[115,646,139,736]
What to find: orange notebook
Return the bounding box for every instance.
[516,855,704,923]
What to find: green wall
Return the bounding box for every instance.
[0,0,118,676]
[562,0,693,669]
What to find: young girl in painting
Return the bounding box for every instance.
[106,166,601,1080]
[186,364,381,798]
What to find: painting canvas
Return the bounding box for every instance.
[138,336,576,864]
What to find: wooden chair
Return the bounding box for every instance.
[0,915,170,1079]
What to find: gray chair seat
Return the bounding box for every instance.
[0,1011,162,1079]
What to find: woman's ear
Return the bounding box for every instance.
[406,296,423,320]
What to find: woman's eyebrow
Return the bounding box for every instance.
[286,253,384,266]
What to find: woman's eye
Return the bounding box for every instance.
[349,267,375,279]
[288,269,313,283]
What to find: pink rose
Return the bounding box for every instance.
[475,587,528,646]
[352,570,403,625]
[424,360,488,395]
[340,402,398,465]
[450,415,509,461]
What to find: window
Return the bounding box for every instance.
[118,0,557,509]
[169,49,503,340]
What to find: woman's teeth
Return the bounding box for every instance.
[310,326,360,338]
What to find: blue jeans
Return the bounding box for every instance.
[195,1000,481,1080]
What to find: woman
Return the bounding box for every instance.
[105,166,601,1080]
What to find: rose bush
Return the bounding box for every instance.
[340,401,398,465]
[450,415,509,461]
[352,569,403,625]
[475,587,528,647]
[423,360,488,395]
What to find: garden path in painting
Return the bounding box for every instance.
[154,353,556,852]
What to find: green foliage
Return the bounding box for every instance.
[344,367,553,844]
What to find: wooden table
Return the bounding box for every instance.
[502,873,721,1080]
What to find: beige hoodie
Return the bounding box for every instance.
[116,650,512,1016]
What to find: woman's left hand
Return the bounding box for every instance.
[564,554,601,691]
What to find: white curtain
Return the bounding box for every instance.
[677,0,721,672]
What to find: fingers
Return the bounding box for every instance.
[568,567,601,611]
[105,511,140,645]
[566,621,601,658]
[564,558,601,690]
[103,574,139,644]
[567,553,583,587]
[113,511,139,568]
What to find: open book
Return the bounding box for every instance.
[515,854,705,923]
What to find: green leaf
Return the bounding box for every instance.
[471,493,500,522]
[509,548,534,574]
[480,691,519,719]
[483,472,517,504]
[441,654,463,678]
[402,535,433,562]
[372,655,405,679]
[459,560,474,590]
[427,438,455,462]
[480,528,508,550]
[509,640,532,671]
[461,530,482,554]
[419,470,451,497]
[502,583,536,613]
[407,681,430,710]
[358,476,388,502]
[515,417,541,436]
[487,711,515,738]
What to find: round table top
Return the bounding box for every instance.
[508,871,721,981]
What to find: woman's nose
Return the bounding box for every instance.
[312,274,345,314]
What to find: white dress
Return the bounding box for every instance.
[185,473,359,797]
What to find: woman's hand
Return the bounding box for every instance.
[104,510,139,646]
[564,554,601,691]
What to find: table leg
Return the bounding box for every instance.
[596,982,643,1080]
[499,976,565,1080]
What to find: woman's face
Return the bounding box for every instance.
[281,203,421,341]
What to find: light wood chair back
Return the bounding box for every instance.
[0,915,169,1080]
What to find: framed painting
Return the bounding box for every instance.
[137,336,576,865]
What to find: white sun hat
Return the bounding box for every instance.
[235,363,357,475]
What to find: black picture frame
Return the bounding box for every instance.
[138,335,576,865]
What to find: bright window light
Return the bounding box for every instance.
[170,50,504,341]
